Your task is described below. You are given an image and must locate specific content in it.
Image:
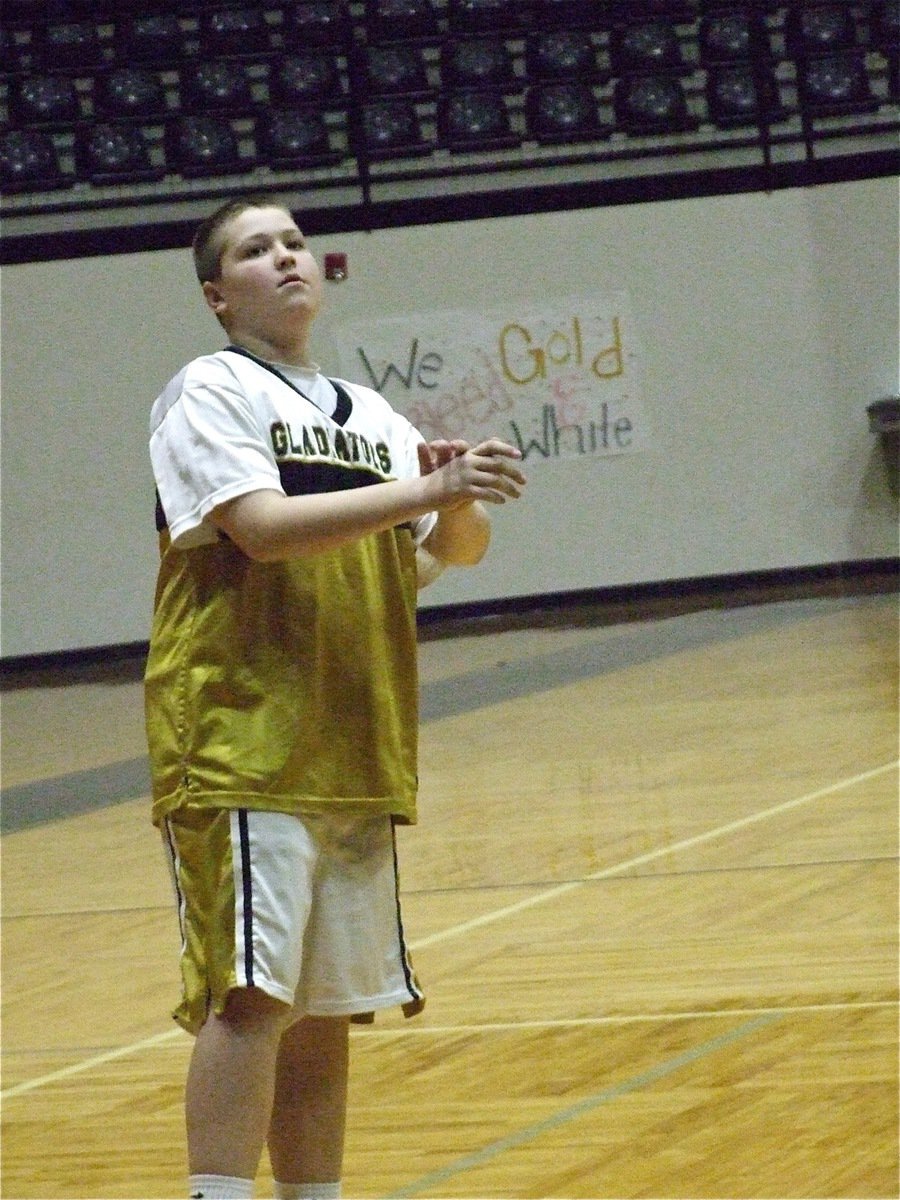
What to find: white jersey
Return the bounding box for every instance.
[150,346,434,549]
[145,347,435,828]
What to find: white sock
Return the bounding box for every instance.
[273,1183,341,1200]
[188,1174,254,1199]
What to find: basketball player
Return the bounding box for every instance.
[144,196,526,1200]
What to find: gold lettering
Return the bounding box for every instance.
[499,322,543,385]
[593,317,624,379]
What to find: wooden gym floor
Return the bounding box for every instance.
[1,580,898,1199]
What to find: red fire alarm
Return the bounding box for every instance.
[324,252,348,281]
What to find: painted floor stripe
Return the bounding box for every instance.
[0,1030,187,1100]
[5,592,865,834]
[383,1012,784,1199]
[2,998,894,1102]
[2,762,895,1103]
[409,762,899,950]
[354,999,898,1037]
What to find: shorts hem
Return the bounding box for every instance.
[300,988,425,1020]
[173,978,297,1037]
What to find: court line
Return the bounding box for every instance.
[2,590,858,833]
[3,997,894,1101]
[2,761,894,1103]
[382,1011,784,1199]
[355,999,898,1037]
[3,852,894,922]
[0,1029,185,1100]
[408,761,899,950]
[3,996,893,1067]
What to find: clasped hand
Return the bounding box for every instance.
[417,438,527,509]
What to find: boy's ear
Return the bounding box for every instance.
[202,279,226,316]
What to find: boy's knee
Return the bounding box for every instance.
[220,986,292,1032]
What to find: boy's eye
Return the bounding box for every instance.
[238,233,304,258]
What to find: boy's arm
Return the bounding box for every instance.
[212,439,524,563]
[421,501,491,566]
[416,439,501,569]
[414,501,489,589]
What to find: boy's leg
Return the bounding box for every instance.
[186,987,293,1180]
[267,1015,350,1185]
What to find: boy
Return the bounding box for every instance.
[144,196,526,1200]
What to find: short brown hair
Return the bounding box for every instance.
[192,194,291,284]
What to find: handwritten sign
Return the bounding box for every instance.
[333,295,647,461]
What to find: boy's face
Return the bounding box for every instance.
[202,205,323,340]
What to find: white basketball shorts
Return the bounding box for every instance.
[161,807,425,1035]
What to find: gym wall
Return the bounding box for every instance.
[1,175,896,658]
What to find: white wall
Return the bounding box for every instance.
[1,178,897,658]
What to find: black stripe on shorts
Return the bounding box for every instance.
[390,820,420,1003]
[162,817,186,946]
[237,809,255,987]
